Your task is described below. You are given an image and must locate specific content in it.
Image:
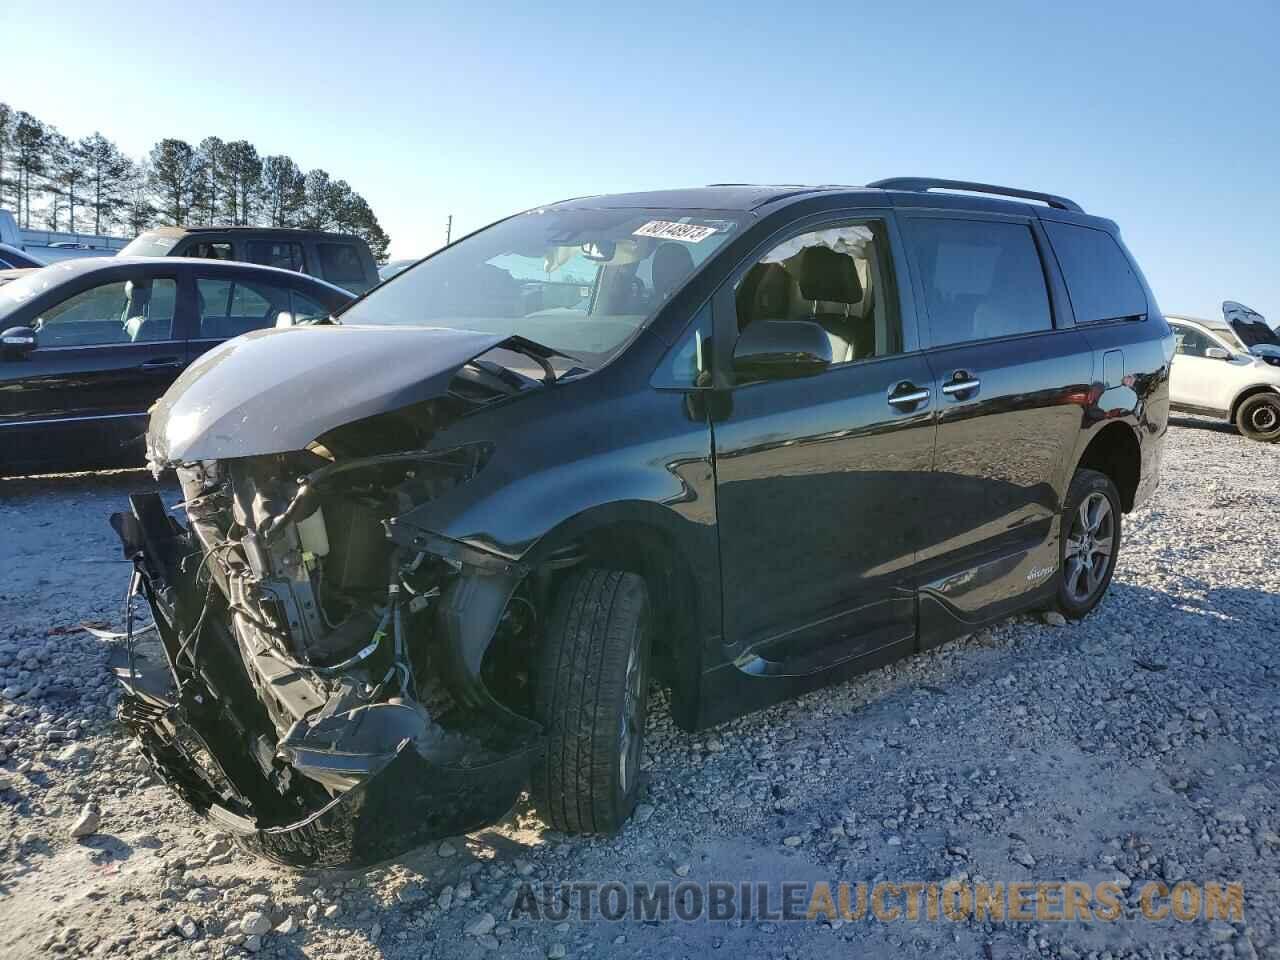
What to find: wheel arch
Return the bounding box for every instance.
[1229,384,1280,423]
[1074,421,1142,512]
[524,500,715,730]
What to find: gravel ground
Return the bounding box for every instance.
[1,415,1278,960]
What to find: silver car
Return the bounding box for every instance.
[1167,308,1280,441]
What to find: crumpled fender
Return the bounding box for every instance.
[148,325,511,464]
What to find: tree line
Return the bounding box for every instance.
[0,104,390,259]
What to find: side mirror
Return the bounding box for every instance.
[275,311,295,328]
[733,320,832,379]
[1204,346,1232,360]
[1,325,36,359]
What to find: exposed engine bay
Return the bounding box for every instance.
[109,333,568,867]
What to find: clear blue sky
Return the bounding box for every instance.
[8,0,1278,321]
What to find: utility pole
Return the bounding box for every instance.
[444,215,452,246]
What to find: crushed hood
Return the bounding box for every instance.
[149,325,510,464]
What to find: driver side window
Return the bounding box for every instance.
[734,220,902,366]
[35,278,176,347]
[1172,325,1212,358]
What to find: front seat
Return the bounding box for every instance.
[651,242,695,301]
[122,281,153,342]
[736,262,794,331]
[790,245,864,361]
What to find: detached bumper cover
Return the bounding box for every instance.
[117,676,537,868]
[114,632,539,867]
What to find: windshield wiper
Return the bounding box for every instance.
[493,335,579,385]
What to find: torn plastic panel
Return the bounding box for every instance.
[110,439,544,867]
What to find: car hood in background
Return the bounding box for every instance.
[1224,300,1280,354]
[148,325,510,464]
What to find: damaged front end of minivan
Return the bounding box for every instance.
[109,326,562,867]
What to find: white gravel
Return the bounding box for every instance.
[1,415,1278,960]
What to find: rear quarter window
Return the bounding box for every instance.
[317,243,370,291]
[1043,221,1147,324]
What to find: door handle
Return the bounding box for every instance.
[887,382,930,410]
[138,357,185,371]
[942,373,981,398]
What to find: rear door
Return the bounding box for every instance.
[711,214,936,675]
[0,266,188,471]
[900,212,1091,633]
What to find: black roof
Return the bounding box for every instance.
[550,179,1111,227]
[13,256,352,295]
[139,225,361,241]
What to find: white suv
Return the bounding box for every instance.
[1168,313,1280,442]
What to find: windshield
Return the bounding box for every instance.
[339,207,744,367]
[0,261,85,318]
[119,231,181,257]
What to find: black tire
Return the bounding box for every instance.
[1054,468,1122,619]
[1235,393,1280,443]
[531,568,651,833]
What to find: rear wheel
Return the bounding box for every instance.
[531,568,651,833]
[1235,393,1280,443]
[1055,469,1122,619]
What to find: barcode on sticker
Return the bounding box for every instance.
[633,220,718,243]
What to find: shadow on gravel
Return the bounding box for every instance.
[1168,415,1239,435]
[0,466,165,497]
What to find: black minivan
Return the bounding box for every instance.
[114,179,1173,867]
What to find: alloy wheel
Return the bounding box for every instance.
[1064,492,1115,604]
[618,644,643,795]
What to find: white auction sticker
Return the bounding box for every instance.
[633,220,718,243]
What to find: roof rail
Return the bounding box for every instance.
[866,177,1083,213]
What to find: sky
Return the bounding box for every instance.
[7,0,1278,321]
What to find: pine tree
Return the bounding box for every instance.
[80,133,135,234]
[147,139,201,225]
[194,136,225,226]
[260,154,306,227]
[12,112,49,228]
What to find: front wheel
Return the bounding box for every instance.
[1236,393,1280,443]
[1054,468,1122,619]
[531,568,651,833]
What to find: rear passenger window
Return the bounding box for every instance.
[1043,221,1146,324]
[317,243,367,288]
[197,277,292,339]
[734,220,902,364]
[187,241,233,261]
[245,240,306,273]
[904,219,1052,346]
[290,290,332,322]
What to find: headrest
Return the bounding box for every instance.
[737,262,794,329]
[792,245,862,305]
[652,242,695,297]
